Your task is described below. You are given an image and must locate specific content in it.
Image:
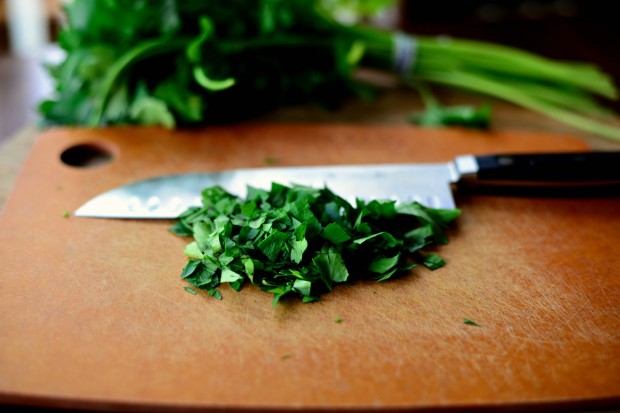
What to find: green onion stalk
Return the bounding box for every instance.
[41,0,620,141]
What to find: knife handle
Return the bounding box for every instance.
[472,152,620,182]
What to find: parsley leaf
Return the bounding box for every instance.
[410,82,491,129]
[184,286,198,295]
[411,103,492,129]
[322,222,352,244]
[422,253,446,270]
[172,183,460,304]
[464,318,482,327]
[313,247,350,290]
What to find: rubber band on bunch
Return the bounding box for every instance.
[393,32,418,79]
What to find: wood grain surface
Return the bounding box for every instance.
[0,125,619,412]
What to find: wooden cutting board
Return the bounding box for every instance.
[1,125,619,411]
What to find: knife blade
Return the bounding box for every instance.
[75,151,620,219]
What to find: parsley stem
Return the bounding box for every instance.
[91,38,189,126]
[338,23,620,139]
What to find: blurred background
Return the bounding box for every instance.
[0,0,61,57]
[1,0,620,142]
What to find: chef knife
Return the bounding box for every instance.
[75,151,620,219]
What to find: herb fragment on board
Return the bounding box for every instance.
[171,183,459,306]
[334,317,343,323]
[422,253,446,270]
[410,103,492,129]
[263,156,279,166]
[464,318,481,327]
[62,211,70,218]
[410,82,491,129]
[184,286,198,295]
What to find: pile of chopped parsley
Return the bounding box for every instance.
[170,183,460,305]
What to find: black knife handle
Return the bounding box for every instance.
[474,152,620,182]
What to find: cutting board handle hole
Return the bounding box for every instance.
[60,142,117,168]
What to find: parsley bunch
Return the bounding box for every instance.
[170,184,460,305]
[41,0,620,140]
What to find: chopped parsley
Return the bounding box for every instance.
[263,156,279,166]
[184,286,198,295]
[464,318,481,327]
[171,183,460,306]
